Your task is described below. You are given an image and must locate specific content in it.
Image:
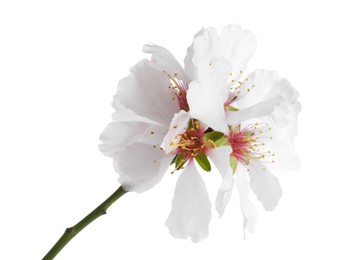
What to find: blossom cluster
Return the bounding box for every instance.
[99,25,300,242]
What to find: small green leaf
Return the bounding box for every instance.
[195,152,211,172]
[170,154,178,165]
[204,131,225,142]
[188,119,194,129]
[176,160,187,170]
[175,153,185,169]
[227,106,239,111]
[215,137,229,147]
[230,155,238,173]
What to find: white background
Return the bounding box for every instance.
[0,0,341,259]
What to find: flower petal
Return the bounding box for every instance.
[220,24,257,81]
[184,27,206,80]
[143,44,191,83]
[207,146,234,217]
[113,59,179,125]
[249,161,282,211]
[266,125,301,171]
[99,119,165,156]
[226,96,283,125]
[161,110,190,154]
[187,80,229,133]
[236,166,257,235]
[110,109,159,124]
[196,56,232,87]
[165,163,212,242]
[231,70,300,125]
[235,70,280,110]
[113,142,171,193]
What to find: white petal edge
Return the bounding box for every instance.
[99,120,165,156]
[226,96,283,125]
[249,161,283,211]
[113,142,171,193]
[160,110,190,154]
[220,24,257,81]
[236,166,257,235]
[184,27,206,80]
[113,59,179,126]
[207,146,234,217]
[143,44,191,83]
[165,162,212,242]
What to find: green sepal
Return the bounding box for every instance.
[230,155,238,174]
[215,137,229,147]
[195,152,211,172]
[175,153,185,169]
[170,154,178,165]
[176,160,187,170]
[227,106,239,111]
[204,131,225,143]
[188,119,193,130]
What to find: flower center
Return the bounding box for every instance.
[228,123,275,166]
[224,78,255,110]
[171,121,205,159]
[165,72,189,111]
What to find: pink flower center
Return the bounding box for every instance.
[172,121,205,159]
[224,79,256,109]
[165,72,189,111]
[228,123,275,166]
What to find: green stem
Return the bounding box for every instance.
[42,186,127,260]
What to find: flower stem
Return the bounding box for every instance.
[42,186,127,260]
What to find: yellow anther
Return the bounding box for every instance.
[150,131,154,135]
[170,142,175,146]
